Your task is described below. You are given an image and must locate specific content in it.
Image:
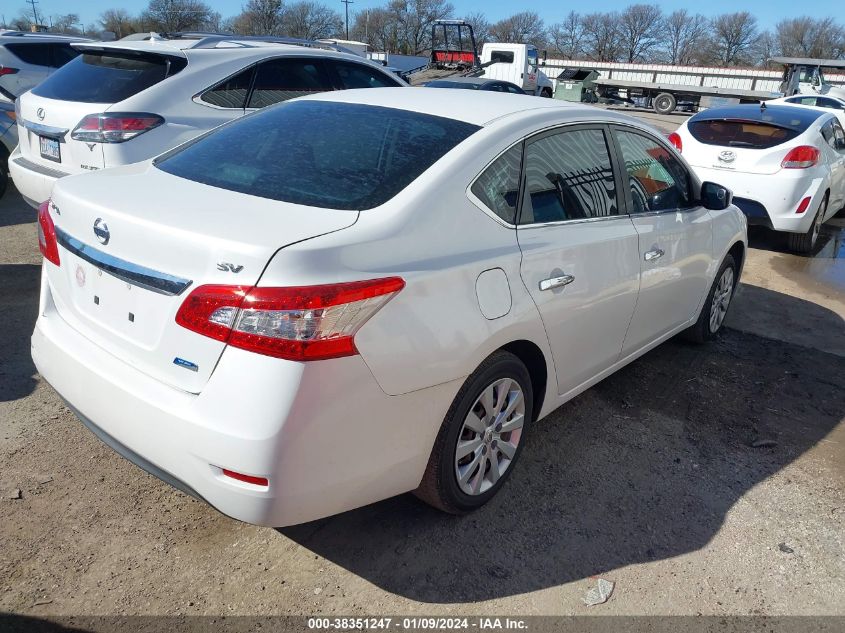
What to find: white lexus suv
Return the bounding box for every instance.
[10,33,406,207]
[32,89,746,527]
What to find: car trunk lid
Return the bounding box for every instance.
[45,163,359,393]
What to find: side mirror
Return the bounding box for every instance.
[701,182,732,210]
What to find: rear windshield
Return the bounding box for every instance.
[155,100,480,210]
[687,120,801,149]
[32,51,186,103]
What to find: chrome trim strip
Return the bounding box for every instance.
[21,119,69,140]
[12,156,69,179]
[55,227,193,296]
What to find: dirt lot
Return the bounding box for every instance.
[1,112,844,623]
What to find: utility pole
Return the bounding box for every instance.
[26,0,40,27]
[341,0,353,40]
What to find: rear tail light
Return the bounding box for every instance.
[0,66,19,76]
[668,132,683,152]
[795,197,812,214]
[175,277,405,361]
[71,113,164,143]
[781,146,820,169]
[37,200,60,266]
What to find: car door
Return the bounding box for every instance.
[610,126,713,354]
[516,125,641,396]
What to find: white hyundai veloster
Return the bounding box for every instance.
[32,89,747,526]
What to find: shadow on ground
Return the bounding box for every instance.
[0,190,34,229]
[281,286,845,604]
[0,263,40,402]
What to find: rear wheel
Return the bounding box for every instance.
[415,351,533,514]
[787,194,827,254]
[685,254,737,343]
[653,92,677,115]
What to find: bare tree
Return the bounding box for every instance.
[462,11,490,47]
[281,1,343,39]
[710,12,758,66]
[618,4,662,62]
[775,17,845,60]
[51,13,82,34]
[100,8,137,38]
[238,0,284,36]
[141,0,213,33]
[350,8,400,52]
[580,12,621,62]
[663,10,710,65]
[549,11,583,59]
[385,0,454,55]
[490,11,546,47]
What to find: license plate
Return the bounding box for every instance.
[39,135,61,163]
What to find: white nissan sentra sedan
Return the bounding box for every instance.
[31,88,746,526]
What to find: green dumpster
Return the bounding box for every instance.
[554,68,600,102]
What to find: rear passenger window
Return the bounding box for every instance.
[201,68,254,109]
[50,43,80,68]
[247,59,332,108]
[471,144,522,224]
[615,130,690,213]
[520,129,618,224]
[6,43,51,67]
[331,62,400,89]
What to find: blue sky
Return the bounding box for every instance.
[3,0,838,31]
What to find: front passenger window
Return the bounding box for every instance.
[331,62,401,89]
[615,130,691,213]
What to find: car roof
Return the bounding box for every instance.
[690,104,827,130]
[72,35,366,58]
[300,87,632,127]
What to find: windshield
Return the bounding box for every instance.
[155,100,480,210]
[32,51,186,103]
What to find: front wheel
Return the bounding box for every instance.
[415,351,533,514]
[540,88,553,98]
[684,254,737,343]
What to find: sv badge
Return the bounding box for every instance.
[217,262,244,273]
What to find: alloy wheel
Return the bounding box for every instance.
[454,378,525,496]
[709,267,734,333]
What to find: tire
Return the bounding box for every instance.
[684,254,737,344]
[540,88,553,98]
[653,92,677,115]
[415,350,533,514]
[787,194,828,254]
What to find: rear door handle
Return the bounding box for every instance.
[539,274,575,291]
[644,248,665,261]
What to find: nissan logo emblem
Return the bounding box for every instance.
[93,218,110,245]
[36,107,45,121]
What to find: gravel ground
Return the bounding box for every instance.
[1,121,844,624]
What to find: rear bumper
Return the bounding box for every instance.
[8,146,67,208]
[691,165,826,234]
[32,269,458,526]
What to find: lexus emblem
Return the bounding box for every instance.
[718,150,736,163]
[93,218,110,245]
[36,107,45,121]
